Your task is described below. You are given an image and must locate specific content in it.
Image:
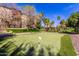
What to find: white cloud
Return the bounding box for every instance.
[64,4,79,12]
[0,3,22,11]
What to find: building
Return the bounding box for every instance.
[0,6,21,29]
[0,6,42,32]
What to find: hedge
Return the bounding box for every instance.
[7,28,40,33]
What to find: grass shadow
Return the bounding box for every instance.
[0,33,15,41]
[25,47,34,56]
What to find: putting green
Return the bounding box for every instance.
[1,32,64,55]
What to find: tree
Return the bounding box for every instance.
[60,19,66,29]
[67,12,79,28]
[57,16,61,20]
[22,6,37,29]
[57,24,61,32]
[35,21,41,29]
[50,20,54,27]
[23,6,36,16]
[50,20,54,31]
[34,14,42,29]
[39,12,46,27]
[44,18,50,27]
[66,12,79,33]
[44,18,50,31]
[60,19,66,25]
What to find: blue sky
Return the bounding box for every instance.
[1,3,79,26]
[16,3,79,26]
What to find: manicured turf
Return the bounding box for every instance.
[58,35,76,56]
[0,32,76,56]
[0,32,64,56]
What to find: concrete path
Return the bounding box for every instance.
[71,34,79,55]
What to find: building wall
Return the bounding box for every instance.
[0,6,41,29]
[0,6,21,28]
[21,15,30,28]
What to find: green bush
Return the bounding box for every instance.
[75,27,79,33]
[61,27,75,33]
[7,28,40,33]
[58,35,76,56]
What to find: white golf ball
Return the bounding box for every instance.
[38,36,42,40]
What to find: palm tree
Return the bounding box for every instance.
[60,19,66,25]
[60,19,67,30]
[50,20,54,31]
[44,18,50,31]
[57,24,61,32]
[39,12,46,27]
[57,16,61,20]
[51,20,54,27]
[56,16,61,31]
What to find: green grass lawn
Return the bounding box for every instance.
[0,32,76,56]
[58,35,76,56]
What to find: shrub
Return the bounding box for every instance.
[7,28,40,33]
[75,27,79,34]
[60,27,75,33]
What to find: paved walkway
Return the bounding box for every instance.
[71,34,79,55]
